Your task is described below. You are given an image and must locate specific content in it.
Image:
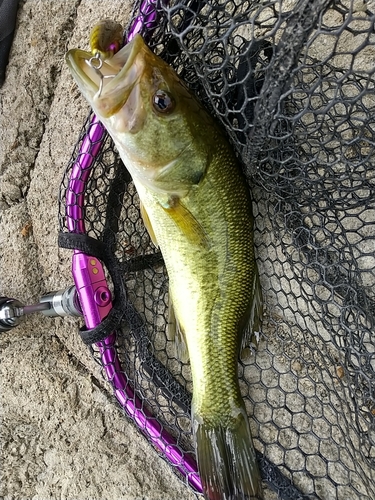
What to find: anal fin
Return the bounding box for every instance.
[166,289,189,363]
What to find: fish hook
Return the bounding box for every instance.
[87,52,116,98]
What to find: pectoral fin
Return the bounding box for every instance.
[140,201,158,247]
[162,196,209,248]
[166,290,189,363]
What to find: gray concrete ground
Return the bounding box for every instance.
[0,1,195,498]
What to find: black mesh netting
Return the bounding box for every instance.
[59,1,375,499]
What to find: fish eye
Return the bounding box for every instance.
[152,90,174,113]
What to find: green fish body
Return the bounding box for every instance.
[66,29,263,500]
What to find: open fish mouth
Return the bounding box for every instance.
[66,34,144,118]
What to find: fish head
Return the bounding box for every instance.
[66,33,213,193]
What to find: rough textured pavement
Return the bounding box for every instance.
[0,1,196,498]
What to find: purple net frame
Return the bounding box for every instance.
[65,0,201,493]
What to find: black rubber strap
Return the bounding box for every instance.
[79,298,126,344]
[58,232,106,261]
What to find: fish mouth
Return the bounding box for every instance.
[66,34,144,118]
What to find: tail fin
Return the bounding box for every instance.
[193,407,263,500]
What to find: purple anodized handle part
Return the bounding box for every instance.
[66,1,202,493]
[128,0,161,42]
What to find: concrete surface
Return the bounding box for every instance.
[0,1,196,499]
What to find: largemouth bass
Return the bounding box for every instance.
[66,27,263,500]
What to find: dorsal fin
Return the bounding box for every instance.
[241,268,263,358]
